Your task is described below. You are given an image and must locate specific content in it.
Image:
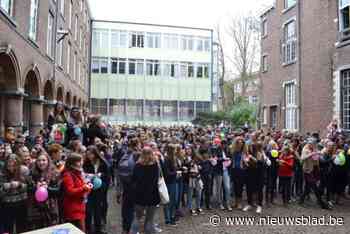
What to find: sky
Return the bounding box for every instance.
[87,0,274,76]
[87,0,273,30]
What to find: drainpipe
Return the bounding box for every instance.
[297,0,302,133]
[52,1,59,86]
[88,19,93,110]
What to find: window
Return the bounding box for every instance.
[110,99,125,117]
[73,53,76,80]
[126,100,143,120]
[29,0,39,41]
[80,27,83,49]
[69,0,72,29]
[57,40,63,67]
[180,62,187,78]
[67,42,71,74]
[164,34,178,49]
[179,101,194,120]
[270,106,277,129]
[91,57,108,74]
[284,82,297,130]
[282,20,297,64]
[262,19,267,37]
[111,30,119,48]
[91,99,107,115]
[262,55,268,72]
[146,32,161,48]
[136,59,144,75]
[162,62,178,77]
[77,60,80,84]
[130,32,144,48]
[249,96,258,104]
[100,59,108,74]
[196,39,204,51]
[118,58,126,74]
[196,63,209,78]
[196,101,210,113]
[0,0,13,16]
[340,0,350,40]
[342,69,350,130]
[146,60,160,76]
[111,58,118,74]
[119,31,128,48]
[75,14,78,41]
[263,107,267,125]
[284,0,296,9]
[162,101,177,120]
[145,100,160,120]
[128,59,136,75]
[60,0,65,16]
[188,63,194,77]
[204,39,210,52]
[47,13,54,57]
[196,64,203,78]
[80,0,83,12]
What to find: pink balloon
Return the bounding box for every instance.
[35,187,48,202]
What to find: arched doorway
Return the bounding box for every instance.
[0,49,21,133]
[57,86,64,103]
[23,69,41,134]
[65,91,72,109]
[43,80,54,124]
[73,95,77,107]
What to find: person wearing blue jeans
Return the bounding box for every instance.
[187,182,203,215]
[164,183,177,225]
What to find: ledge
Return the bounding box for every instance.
[282,60,297,67]
[282,4,296,14]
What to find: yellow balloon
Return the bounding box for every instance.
[271,150,279,158]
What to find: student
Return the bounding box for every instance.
[62,153,92,232]
[299,138,330,209]
[277,144,295,206]
[163,144,178,226]
[0,154,31,234]
[130,147,160,234]
[83,146,110,234]
[198,147,213,210]
[29,152,60,229]
[229,136,247,209]
[187,152,204,215]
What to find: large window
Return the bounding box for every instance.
[146,60,160,76]
[60,0,65,16]
[91,57,108,74]
[130,32,144,48]
[75,14,78,41]
[128,59,136,75]
[196,101,210,113]
[196,63,209,78]
[111,30,128,48]
[196,38,204,51]
[179,101,194,120]
[57,40,63,67]
[146,32,161,48]
[110,58,127,75]
[29,0,39,41]
[180,35,194,51]
[93,29,109,50]
[67,42,71,75]
[47,13,54,58]
[110,99,125,118]
[285,82,297,130]
[162,101,177,120]
[91,99,107,115]
[69,0,72,29]
[126,100,143,120]
[342,69,350,130]
[340,0,350,40]
[162,62,179,78]
[270,106,277,129]
[262,19,267,37]
[0,0,13,16]
[262,55,268,72]
[145,100,160,120]
[284,0,296,9]
[282,20,297,64]
[164,34,178,49]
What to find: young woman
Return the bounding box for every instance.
[277,144,295,206]
[319,141,336,206]
[48,101,67,129]
[130,147,160,234]
[187,152,204,215]
[229,137,247,209]
[198,147,213,210]
[0,154,31,233]
[83,145,111,234]
[243,141,270,214]
[163,144,178,226]
[62,153,92,232]
[29,152,60,230]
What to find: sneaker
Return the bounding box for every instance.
[220,205,225,210]
[190,209,198,216]
[237,204,243,210]
[242,205,252,212]
[227,206,233,211]
[328,201,334,208]
[153,226,163,233]
[197,208,203,214]
[256,206,262,214]
[169,222,178,227]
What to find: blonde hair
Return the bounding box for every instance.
[138,147,156,165]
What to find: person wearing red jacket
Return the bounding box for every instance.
[62,153,92,232]
[277,144,295,206]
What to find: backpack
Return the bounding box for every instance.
[117,151,136,183]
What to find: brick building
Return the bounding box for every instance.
[260,0,350,135]
[0,0,91,134]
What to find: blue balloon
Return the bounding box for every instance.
[74,127,81,136]
[92,177,102,190]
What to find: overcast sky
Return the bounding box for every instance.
[87,0,274,75]
[88,0,273,29]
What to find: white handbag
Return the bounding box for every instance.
[158,163,170,204]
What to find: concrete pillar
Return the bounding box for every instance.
[5,95,23,132]
[30,98,44,135]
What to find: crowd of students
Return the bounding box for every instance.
[0,102,349,234]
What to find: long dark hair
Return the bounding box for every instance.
[4,154,24,181]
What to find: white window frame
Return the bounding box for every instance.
[283,81,298,131]
[68,0,72,30]
[47,12,54,58]
[75,14,78,41]
[284,0,296,10]
[29,0,39,41]
[339,0,350,32]
[67,42,71,75]
[262,54,268,72]
[263,107,268,125]
[0,0,13,16]
[262,18,267,37]
[282,18,297,65]
[73,52,76,80]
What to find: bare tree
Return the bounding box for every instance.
[215,24,226,110]
[227,14,260,98]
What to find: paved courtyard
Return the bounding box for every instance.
[107,189,350,234]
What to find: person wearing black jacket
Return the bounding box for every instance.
[83,145,111,234]
[87,116,108,146]
[198,148,212,210]
[163,144,178,226]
